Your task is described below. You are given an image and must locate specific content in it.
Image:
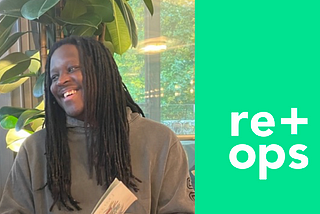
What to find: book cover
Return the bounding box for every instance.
[91,178,137,214]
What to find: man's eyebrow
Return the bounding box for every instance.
[49,68,58,74]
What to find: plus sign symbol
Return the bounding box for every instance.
[281,108,308,135]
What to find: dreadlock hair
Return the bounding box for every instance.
[44,36,144,211]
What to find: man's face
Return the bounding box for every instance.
[50,44,85,120]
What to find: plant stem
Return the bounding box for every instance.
[55,0,64,41]
[40,24,47,74]
[99,23,106,42]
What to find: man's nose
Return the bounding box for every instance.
[56,73,70,85]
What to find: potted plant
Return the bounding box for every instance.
[0,0,153,151]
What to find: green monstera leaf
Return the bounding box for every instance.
[58,12,102,29]
[21,0,60,20]
[0,31,29,57]
[0,53,32,93]
[0,16,18,48]
[6,129,32,152]
[86,0,114,22]
[106,0,131,55]
[33,72,45,98]
[143,0,153,15]
[61,0,87,19]
[0,0,29,18]
[15,109,44,131]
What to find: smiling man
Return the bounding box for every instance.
[0,36,195,214]
[49,44,85,121]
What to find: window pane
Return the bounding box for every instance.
[115,0,195,135]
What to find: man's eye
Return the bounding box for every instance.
[68,66,80,73]
[51,75,58,82]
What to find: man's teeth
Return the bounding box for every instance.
[63,90,77,98]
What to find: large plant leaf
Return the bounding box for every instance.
[0,115,18,129]
[103,41,115,55]
[0,53,31,81]
[61,0,87,19]
[38,11,56,24]
[35,100,45,110]
[143,0,154,16]
[69,13,103,36]
[115,0,132,45]
[30,118,45,132]
[0,0,29,18]
[25,50,38,57]
[33,72,45,98]
[0,73,36,84]
[0,53,31,93]
[72,26,97,36]
[86,0,114,22]
[105,26,112,41]
[27,50,48,74]
[0,78,28,93]
[106,0,131,55]
[0,16,18,46]
[124,2,138,47]
[94,23,104,36]
[6,129,32,152]
[21,0,60,20]
[16,109,44,131]
[0,106,29,121]
[58,12,102,29]
[102,29,114,54]
[29,52,41,74]
[0,31,29,57]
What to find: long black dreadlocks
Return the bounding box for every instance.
[44,36,144,211]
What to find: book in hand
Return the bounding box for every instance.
[91,178,137,214]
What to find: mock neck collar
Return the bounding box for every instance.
[66,116,85,128]
[66,107,135,128]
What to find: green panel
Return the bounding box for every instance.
[197,0,320,213]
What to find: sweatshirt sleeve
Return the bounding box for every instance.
[157,140,195,214]
[0,144,35,214]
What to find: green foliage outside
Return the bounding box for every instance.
[115,0,195,127]
[160,0,195,121]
